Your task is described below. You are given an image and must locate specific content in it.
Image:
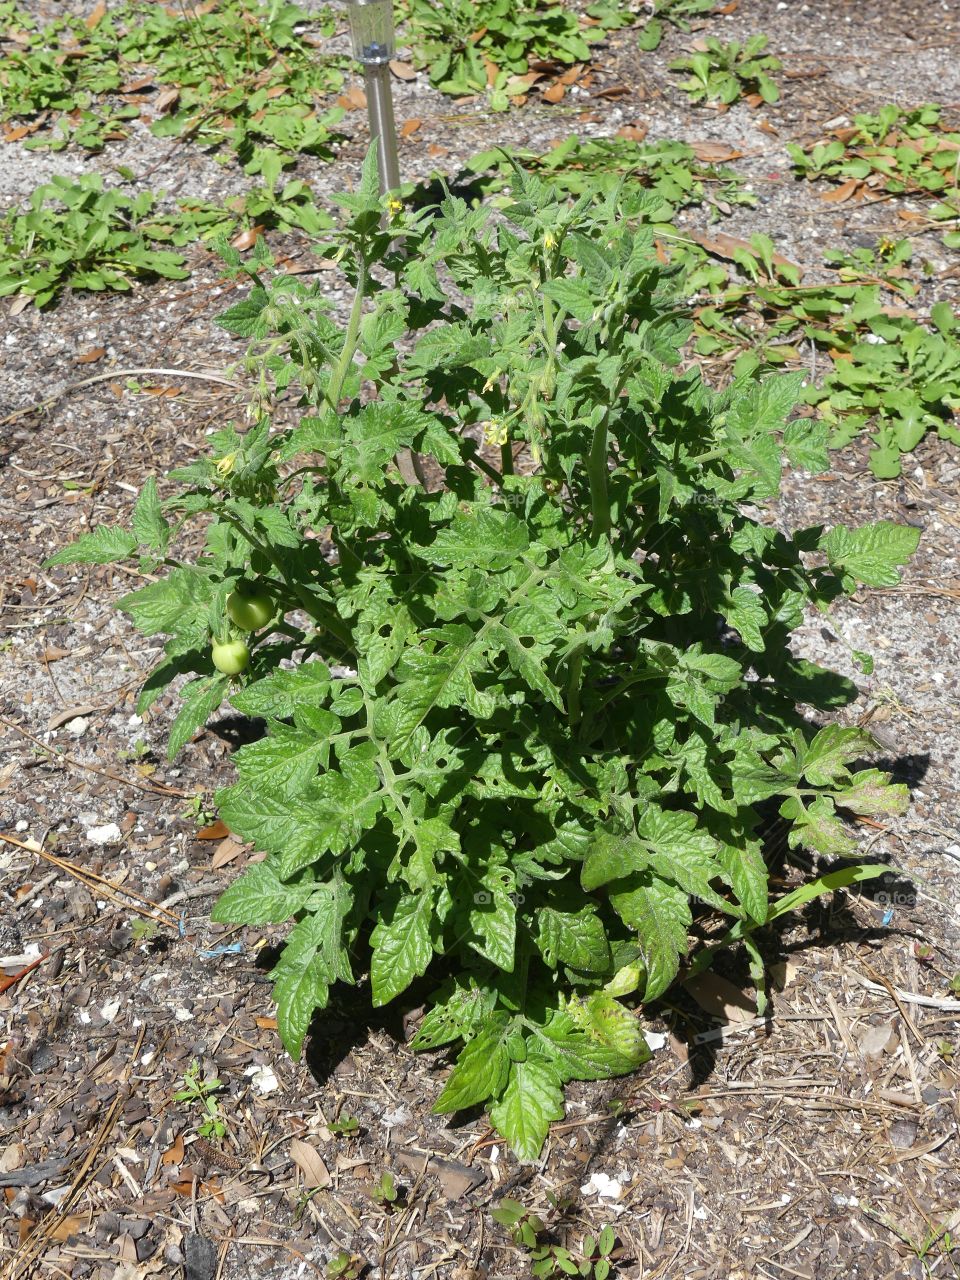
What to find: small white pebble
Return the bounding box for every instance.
[87,823,122,846]
[247,1064,279,1095]
[581,1172,623,1200]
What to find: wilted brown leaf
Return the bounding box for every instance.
[154,86,180,112]
[338,84,367,110]
[161,1135,185,1166]
[389,60,417,80]
[617,123,648,142]
[290,1138,331,1189]
[197,820,230,841]
[542,83,565,104]
[685,971,756,1024]
[230,225,265,250]
[120,74,155,94]
[211,837,244,868]
[688,229,801,276]
[85,0,107,29]
[690,140,742,162]
[42,646,73,663]
[76,346,105,364]
[400,118,422,138]
[820,177,862,204]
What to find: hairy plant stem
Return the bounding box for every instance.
[325,256,367,412]
[566,642,586,731]
[587,409,612,540]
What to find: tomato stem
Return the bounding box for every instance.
[325,256,367,411]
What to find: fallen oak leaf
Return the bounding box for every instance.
[558,63,584,86]
[85,0,107,29]
[211,836,245,868]
[161,1135,185,1166]
[197,820,230,841]
[819,177,863,204]
[690,140,742,162]
[337,84,366,110]
[290,1139,331,1189]
[230,225,265,251]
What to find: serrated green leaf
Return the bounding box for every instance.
[581,831,646,892]
[230,663,332,719]
[44,525,137,566]
[434,1014,512,1113]
[131,476,169,552]
[723,586,767,652]
[821,520,920,587]
[167,673,229,758]
[537,905,611,973]
[232,717,337,797]
[610,873,692,1000]
[370,891,434,1006]
[489,1057,565,1162]
[210,858,313,925]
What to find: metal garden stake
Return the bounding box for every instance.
[344,0,401,196]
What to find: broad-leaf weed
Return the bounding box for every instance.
[399,0,625,100]
[0,174,189,307]
[670,34,781,106]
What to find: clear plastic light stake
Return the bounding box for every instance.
[344,0,400,195]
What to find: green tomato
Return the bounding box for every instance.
[211,638,250,676]
[226,587,274,631]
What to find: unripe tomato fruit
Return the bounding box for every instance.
[211,638,250,676]
[226,588,273,631]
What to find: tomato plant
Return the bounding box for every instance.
[47,150,917,1162]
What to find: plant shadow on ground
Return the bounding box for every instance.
[207,710,268,750]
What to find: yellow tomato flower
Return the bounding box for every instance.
[483,418,509,448]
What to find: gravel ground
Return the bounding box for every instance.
[2,2,960,1278]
